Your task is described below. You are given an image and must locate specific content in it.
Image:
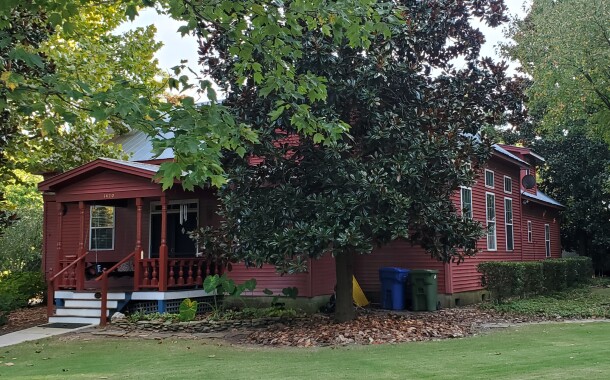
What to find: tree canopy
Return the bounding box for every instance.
[191,0,522,321]
[534,131,610,274]
[502,0,610,142]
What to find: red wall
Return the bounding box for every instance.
[353,241,446,302]
[522,204,561,260]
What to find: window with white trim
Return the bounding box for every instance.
[504,176,512,193]
[545,224,551,257]
[486,193,496,250]
[527,221,532,243]
[504,198,514,251]
[485,169,494,188]
[90,206,115,250]
[460,187,473,219]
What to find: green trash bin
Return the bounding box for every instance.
[409,269,439,311]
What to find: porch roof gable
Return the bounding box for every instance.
[39,158,161,192]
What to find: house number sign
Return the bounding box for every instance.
[103,193,115,199]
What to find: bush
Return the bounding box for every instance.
[0,271,46,325]
[478,257,592,302]
[0,207,43,272]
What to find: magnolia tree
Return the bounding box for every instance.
[187,0,524,321]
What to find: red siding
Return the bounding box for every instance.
[522,204,561,260]
[309,253,336,297]
[54,171,162,201]
[449,158,525,293]
[354,241,446,302]
[227,264,311,297]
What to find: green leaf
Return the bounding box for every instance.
[125,4,139,21]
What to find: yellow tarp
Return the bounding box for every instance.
[352,275,369,307]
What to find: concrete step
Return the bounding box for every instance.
[48,316,100,325]
[55,308,110,317]
[64,300,118,309]
[55,291,127,301]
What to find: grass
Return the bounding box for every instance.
[482,284,610,319]
[1,322,610,379]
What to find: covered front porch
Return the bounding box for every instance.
[39,158,222,324]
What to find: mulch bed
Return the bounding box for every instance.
[0,306,47,336]
[0,304,559,347]
[245,307,545,347]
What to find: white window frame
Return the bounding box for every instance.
[504,175,512,194]
[504,197,514,252]
[545,224,551,257]
[89,205,115,251]
[486,192,497,251]
[485,169,495,189]
[460,186,473,220]
[527,221,532,243]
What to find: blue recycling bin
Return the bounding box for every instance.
[379,267,410,310]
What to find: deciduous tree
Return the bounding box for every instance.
[502,0,610,142]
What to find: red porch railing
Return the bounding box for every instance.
[94,257,224,326]
[47,253,87,317]
[138,258,224,289]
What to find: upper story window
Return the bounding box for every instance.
[504,176,512,193]
[527,221,533,243]
[460,187,473,219]
[485,169,494,188]
[90,206,115,250]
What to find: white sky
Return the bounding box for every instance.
[115,1,531,97]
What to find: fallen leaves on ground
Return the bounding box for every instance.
[246,307,542,347]
[0,306,47,336]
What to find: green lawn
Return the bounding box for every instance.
[1,322,609,379]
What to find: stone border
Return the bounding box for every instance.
[111,316,303,334]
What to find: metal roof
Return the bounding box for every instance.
[98,158,160,173]
[522,190,564,208]
[493,145,530,167]
[109,130,174,161]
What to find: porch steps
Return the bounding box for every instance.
[50,291,127,325]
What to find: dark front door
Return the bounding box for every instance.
[150,211,198,258]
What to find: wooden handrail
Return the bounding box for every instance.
[94,250,137,326]
[47,253,87,317]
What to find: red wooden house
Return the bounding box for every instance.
[40,131,562,324]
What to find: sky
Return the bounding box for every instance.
[115,1,532,98]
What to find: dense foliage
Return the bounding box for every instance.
[192,0,525,321]
[532,132,610,274]
[478,257,593,302]
[0,271,46,325]
[502,0,610,143]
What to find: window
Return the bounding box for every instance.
[545,224,551,257]
[460,187,473,219]
[485,170,494,188]
[486,193,496,250]
[504,176,512,193]
[504,198,514,251]
[527,221,532,243]
[90,206,115,250]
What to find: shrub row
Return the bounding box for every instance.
[478,257,593,302]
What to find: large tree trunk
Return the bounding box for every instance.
[334,250,355,322]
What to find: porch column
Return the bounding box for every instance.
[76,201,86,290]
[159,195,168,291]
[56,202,64,279]
[134,197,143,290]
